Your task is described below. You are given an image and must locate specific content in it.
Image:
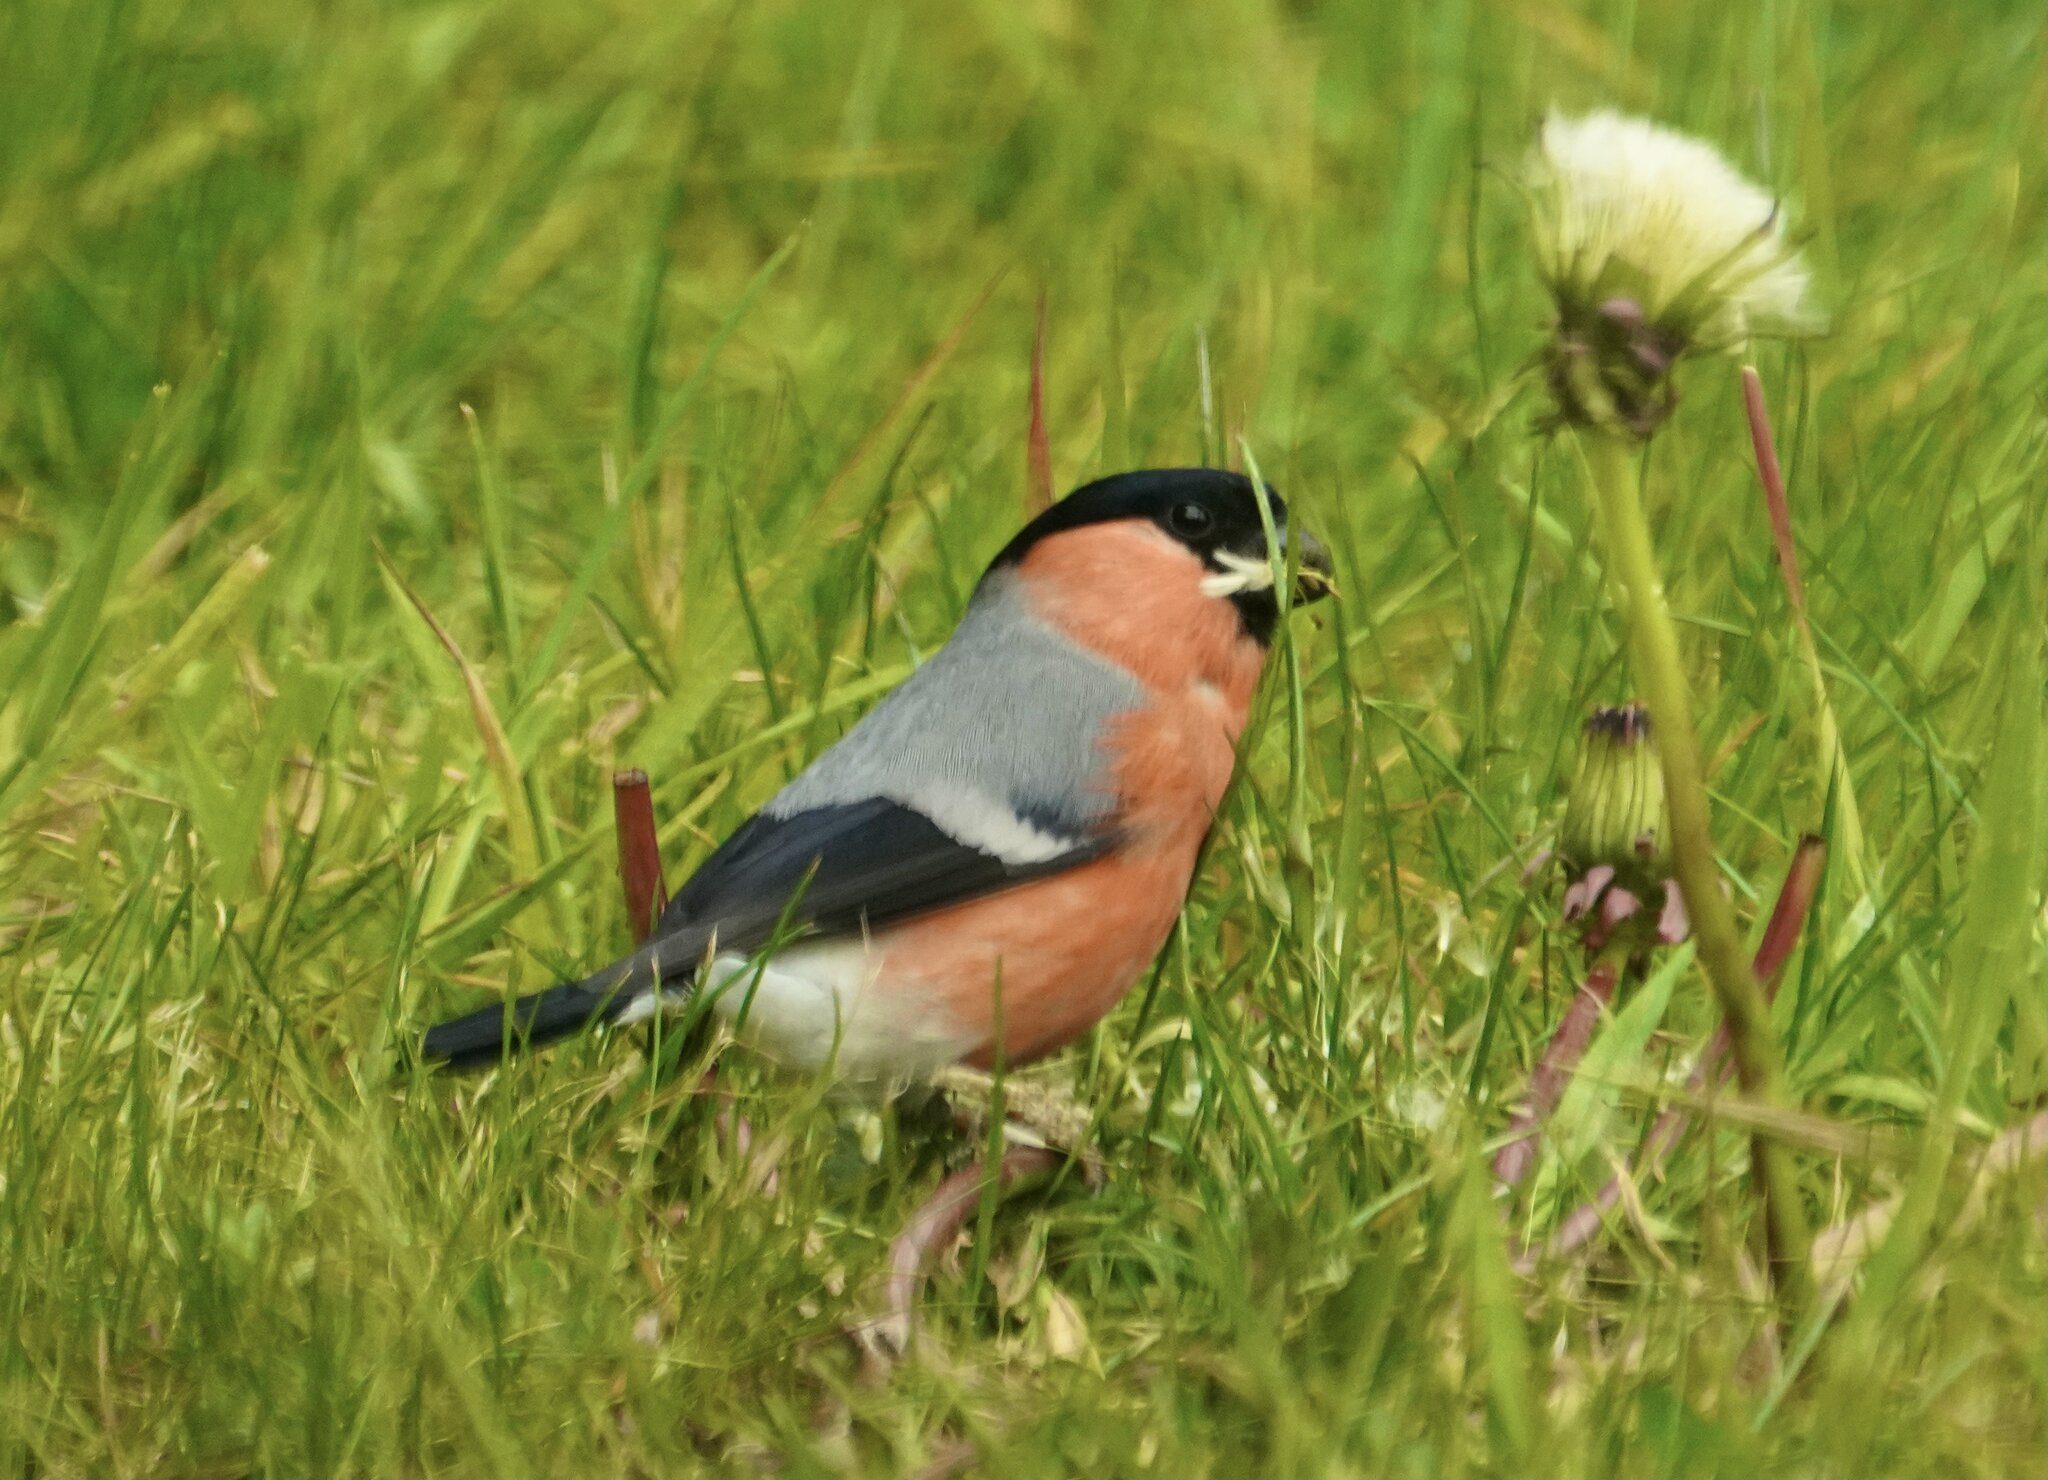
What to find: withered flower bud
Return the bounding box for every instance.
[1559,705,1686,946]
[1561,706,1668,883]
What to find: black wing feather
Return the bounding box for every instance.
[656,796,1110,954]
[419,797,1110,1071]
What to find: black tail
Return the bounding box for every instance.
[418,945,666,1071]
[418,982,624,1070]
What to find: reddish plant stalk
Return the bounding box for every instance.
[618,771,760,1157]
[1494,957,1625,1186]
[1743,366,1807,615]
[613,769,667,944]
[1744,364,1867,892]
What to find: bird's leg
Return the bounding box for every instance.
[861,1067,1101,1366]
[926,1065,1095,1159]
[867,1144,1061,1363]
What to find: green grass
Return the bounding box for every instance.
[2,0,2044,1474]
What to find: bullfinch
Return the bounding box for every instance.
[421,468,1331,1080]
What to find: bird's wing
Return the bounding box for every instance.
[655,794,1116,957]
[422,573,1141,1068]
[421,790,1116,1070]
[655,570,1145,957]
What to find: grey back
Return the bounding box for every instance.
[764,569,1144,852]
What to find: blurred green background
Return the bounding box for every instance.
[1,0,2042,1475]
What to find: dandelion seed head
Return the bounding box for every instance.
[1528,110,1819,346]
[1521,111,1820,436]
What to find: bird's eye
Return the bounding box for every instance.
[1167,501,1216,539]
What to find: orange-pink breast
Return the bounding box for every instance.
[869,840,1197,1067]
[867,518,1267,1066]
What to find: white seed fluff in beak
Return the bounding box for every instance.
[1199,548,1278,598]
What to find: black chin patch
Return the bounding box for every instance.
[1230,588,1280,645]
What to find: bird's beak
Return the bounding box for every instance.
[1201,524,1337,606]
[1289,527,1335,604]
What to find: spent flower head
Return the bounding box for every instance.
[1559,705,1686,947]
[1525,109,1820,437]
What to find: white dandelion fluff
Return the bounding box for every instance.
[1524,109,1821,435]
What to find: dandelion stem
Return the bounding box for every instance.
[1579,428,1814,1307]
